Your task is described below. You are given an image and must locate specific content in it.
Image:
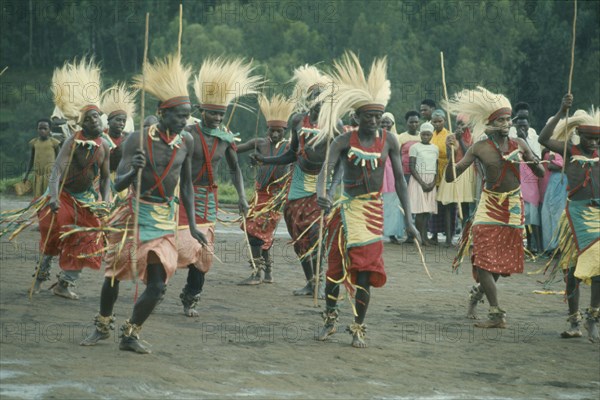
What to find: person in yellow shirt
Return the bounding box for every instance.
[428,109,455,246]
[23,119,60,198]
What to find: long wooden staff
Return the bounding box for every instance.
[225,102,239,130]
[561,0,577,179]
[414,239,433,280]
[313,84,334,307]
[241,68,268,274]
[177,3,183,58]
[129,13,150,286]
[29,141,77,299]
[440,51,462,221]
[254,66,268,153]
[173,4,183,252]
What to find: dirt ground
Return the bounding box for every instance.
[1,194,599,400]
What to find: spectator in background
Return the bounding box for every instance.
[381,112,405,244]
[420,99,436,122]
[509,102,541,158]
[428,109,454,246]
[408,123,439,245]
[23,118,60,198]
[540,149,568,253]
[397,111,421,182]
[516,117,542,254]
[441,114,476,229]
[397,111,421,243]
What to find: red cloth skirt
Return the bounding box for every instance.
[242,189,282,250]
[471,224,524,280]
[283,194,321,258]
[326,209,386,288]
[38,191,103,271]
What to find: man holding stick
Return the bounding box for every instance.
[314,52,420,348]
[36,58,111,298]
[445,87,544,328]
[176,57,257,316]
[251,65,335,298]
[538,94,599,343]
[236,94,294,285]
[81,54,206,353]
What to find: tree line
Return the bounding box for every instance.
[1,0,598,176]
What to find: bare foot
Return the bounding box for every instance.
[317,310,338,341]
[180,292,201,317]
[560,328,582,339]
[584,319,600,343]
[351,333,367,348]
[474,307,506,328]
[52,282,79,300]
[317,323,336,341]
[184,307,199,318]
[347,323,367,348]
[466,285,484,319]
[466,304,479,320]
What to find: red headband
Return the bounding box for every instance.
[578,125,600,136]
[108,110,127,119]
[357,103,385,113]
[201,103,227,112]
[80,104,101,115]
[267,120,288,129]
[487,107,512,122]
[159,96,191,109]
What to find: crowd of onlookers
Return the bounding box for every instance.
[381,99,568,257]
[24,98,568,258]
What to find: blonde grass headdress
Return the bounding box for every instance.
[442,86,511,140]
[133,54,191,110]
[100,82,137,120]
[259,94,295,128]
[553,107,600,141]
[313,51,391,144]
[51,57,102,125]
[290,64,330,112]
[194,57,262,112]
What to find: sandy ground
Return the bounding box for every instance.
[1,194,599,400]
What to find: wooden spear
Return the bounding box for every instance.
[173,4,183,253]
[129,13,150,286]
[222,98,257,273]
[440,51,462,221]
[177,3,183,58]
[313,83,335,307]
[561,0,577,179]
[414,239,433,280]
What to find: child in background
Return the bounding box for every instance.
[23,119,60,198]
[408,122,439,245]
